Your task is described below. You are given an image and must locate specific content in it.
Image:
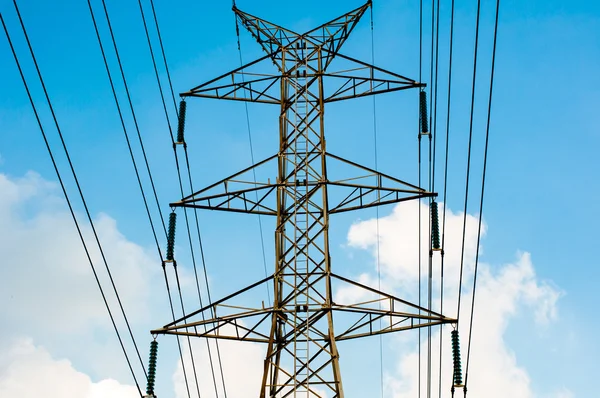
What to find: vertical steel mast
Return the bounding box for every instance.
[153,2,456,396]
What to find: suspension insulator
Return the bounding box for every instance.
[146,340,158,396]
[176,100,187,144]
[419,90,429,135]
[451,329,463,386]
[431,201,441,250]
[166,212,177,261]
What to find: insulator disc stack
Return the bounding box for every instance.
[451,329,463,386]
[419,90,429,135]
[176,100,187,144]
[166,212,177,261]
[146,340,158,396]
[431,201,441,250]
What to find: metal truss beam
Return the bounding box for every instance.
[151,272,456,343]
[180,52,423,104]
[170,152,435,215]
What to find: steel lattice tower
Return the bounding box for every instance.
[153,2,455,397]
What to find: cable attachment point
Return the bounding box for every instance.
[419,90,429,135]
[431,201,441,251]
[144,339,159,397]
[176,100,187,144]
[451,329,463,387]
[166,211,177,261]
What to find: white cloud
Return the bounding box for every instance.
[0,171,158,335]
[347,200,482,294]
[0,338,138,398]
[386,252,557,398]
[345,201,566,398]
[0,171,166,383]
[553,388,575,398]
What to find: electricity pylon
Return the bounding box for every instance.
[153,2,455,397]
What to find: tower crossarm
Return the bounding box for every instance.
[326,152,436,213]
[181,53,282,104]
[171,176,433,216]
[334,312,454,341]
[151,271,455,342]
[170,154,278,215]
[171,151,433,216]
[328,182,435,214]
[172,184,278,216]
[330,273,456,341]
[322,52,424,102]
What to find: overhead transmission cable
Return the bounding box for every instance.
[464,0,501,394]
[109,0,229,396]
[425,0,441,396]
[9,0,147,383]
[148,0,230,391]
[128,0,211,396]
[84,0,165,269]
[454,0,483,395]
[417,0,423,396]
[438,0,456,396]
[147,0,178,111]
[456,0,483,327]
[368,4,384,398]
[85,0,197,396]
[0,13,143,397]
[135,0,229,395]
[428,0,443,396]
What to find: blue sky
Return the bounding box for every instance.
[0,0,599,397]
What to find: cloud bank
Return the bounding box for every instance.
[345,200,566,398]
[0,339,138,398]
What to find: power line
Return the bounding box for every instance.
[132,0,229,395]
[104,0,213,395]
[456,0,483,326]
[97,0,169,237]
[418,0,424,393]
[1,10,144,397]
[431,0,441,193]
[86,0,197,395]
[11,0,147,380]
[427,0,441,394]
[464,0,501,391]
[84,0,164,264]
[369,5,385,398]
[429,0,442,397]
[181,153,224,398]
[439,0,456,395]
[147,0,179,112]
[161,265,193,398]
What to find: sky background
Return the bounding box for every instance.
[0,0,599,397]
